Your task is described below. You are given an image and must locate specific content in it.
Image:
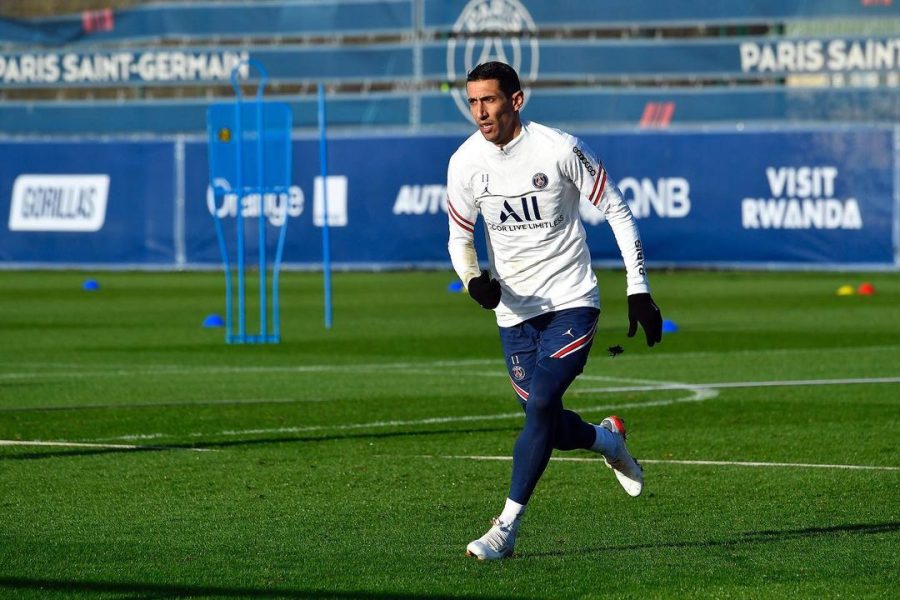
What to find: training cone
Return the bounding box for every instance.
[857,282,875,296]
[447,280,465,293]
[836,285,855,296]
[203,314,225,328]
[662,319,679,333]
[82,279,100,291]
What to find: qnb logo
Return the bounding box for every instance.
[446,0,539,121]
[620,177,691,219]
[8,174,109,232]
[207,178,304,227]
[500,197,542,223]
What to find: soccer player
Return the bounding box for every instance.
[447,61,663,560]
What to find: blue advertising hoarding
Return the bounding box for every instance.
[582,128,894,265]
[0,127,896,269]
[182,133,466,267]
[183,127,896,268]
[0,140,175,265]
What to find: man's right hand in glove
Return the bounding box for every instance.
[467,270,501,310]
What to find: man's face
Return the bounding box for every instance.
[466,78,523,147]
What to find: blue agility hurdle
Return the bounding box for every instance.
[207,60,292,343]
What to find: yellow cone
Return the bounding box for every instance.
[836,285,855,296]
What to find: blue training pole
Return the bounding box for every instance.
[233,91,246,341]
[255,83,267,342]
[317,83,333,329]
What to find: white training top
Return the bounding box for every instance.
[447,120,650,327]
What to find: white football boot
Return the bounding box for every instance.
[599,415,644,497]
[465,517,520,560]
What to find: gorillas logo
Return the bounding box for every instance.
[572,147,596,176]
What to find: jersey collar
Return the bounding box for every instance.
[480,120,529,156]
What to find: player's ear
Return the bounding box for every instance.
[511,89,524,112]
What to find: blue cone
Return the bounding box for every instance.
[447,280,464,293]
[662,319,679,333]
[82,279,100,291]
[203,314,225,328]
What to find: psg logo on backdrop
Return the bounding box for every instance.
[532,172,548,189]
[446,0,540,122]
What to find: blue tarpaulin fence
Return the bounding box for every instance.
[1,1,897,135]
[1,0,896,47]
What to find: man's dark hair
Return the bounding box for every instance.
[466,62,521,98]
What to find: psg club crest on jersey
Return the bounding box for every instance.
[532,172,548,189]
[512,365,526,381]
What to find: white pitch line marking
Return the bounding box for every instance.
[106,433,167,441]
[428,455,900,472]
[574,376,900,394]
[0,358,503,382]
[90,375,895,443]
[106,392,709,441]
[0,397,328,413]
[0,440,213,452]
[98,393,705,441]
[186,374,718,439]
[639,459,900,471]
[6,343,899,374]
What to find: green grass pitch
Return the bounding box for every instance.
[0,269,898,599]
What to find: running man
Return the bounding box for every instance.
[447,61,663,560]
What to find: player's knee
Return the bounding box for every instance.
[525,364,566,417]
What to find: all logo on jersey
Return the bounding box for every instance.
[500,197,542,223]
[532,173,548,189]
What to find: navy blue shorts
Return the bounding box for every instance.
[498,307,600,407]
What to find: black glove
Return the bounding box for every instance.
[467,270,501,310]
[627,293,662,347]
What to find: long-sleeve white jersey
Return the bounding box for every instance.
[447,120,650,327]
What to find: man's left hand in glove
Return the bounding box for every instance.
[627,293,662,347]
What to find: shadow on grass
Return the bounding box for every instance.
[524,521,900,558]
[0,425,517,461]
[0,577,529,600]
